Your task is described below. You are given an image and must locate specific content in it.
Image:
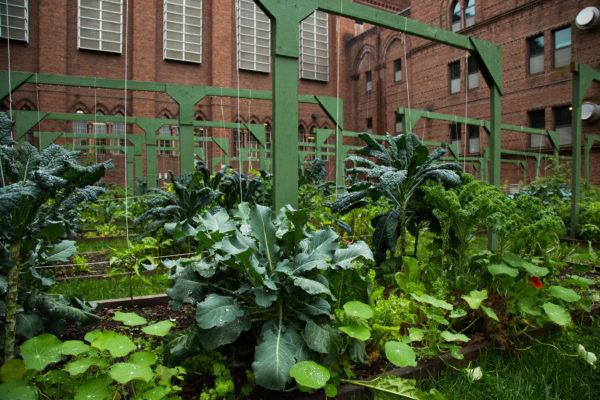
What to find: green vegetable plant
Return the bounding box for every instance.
[328,132,462,266]
[0,112,112,360]
[163,203,374,391]
[108,236,172,302]
[480,252,596,339]
[0,312,183,400]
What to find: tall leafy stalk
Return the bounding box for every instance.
[0,112,111,359]
[328,132,462,265]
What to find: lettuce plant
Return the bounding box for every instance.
[164,203,373,390]
[0,112,112,360]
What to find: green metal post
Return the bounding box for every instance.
[571,66,585,237]
[255,0,317,209]
[487,86,502,250]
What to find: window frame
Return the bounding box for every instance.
[236,0,271,73]
[366,117,373,134]
[527,34,545,75]
[300,10,329,82]
[0,0,28,42]
[553,26,571,69]
[78,0,123,54]
[163,0,203,64]
[467,125,480,154]
[554,106,572,146]
[451,1,462,32]
[393,58,402,82]
[450,122,462,154]
[467,56,478,89]
[528,109,546,148]
[365,70,372,92]
[449,61,461,94]
[395,112,403,135]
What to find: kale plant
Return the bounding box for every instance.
[0,112,112,359]
[328,132,462,265]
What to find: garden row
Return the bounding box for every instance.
[0,111,598,399]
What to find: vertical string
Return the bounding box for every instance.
[93,78,98,164]
[234,0,243,198]
[4,0,12,124]
[123,0,130,246]
[463,53,468,171]
[335,0,342,197]
[402,29,411,136]
[35,73,41,150]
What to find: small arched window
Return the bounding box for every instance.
[451,1,462,32]
[112,112,125,154]
[465,0,475,28]
[451,1,475,32]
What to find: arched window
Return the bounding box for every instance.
[451,1,475,32]
[73,109,88,147]
[451,1,462,32]
[465,0,475,28]
[158,115,172,156]
[298,125,306,154]
[94,111,108,155]
[248,120,259,158]
[112,111,125,154]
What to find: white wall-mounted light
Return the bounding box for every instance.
[575,7,600,30]
[581,102,600,122]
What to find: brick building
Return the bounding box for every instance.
[1,0,599,187]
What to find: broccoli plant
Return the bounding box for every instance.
[163,203,373,391]
[0,112,112,360]
[328,133,462,265]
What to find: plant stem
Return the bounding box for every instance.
[4,244,21,360]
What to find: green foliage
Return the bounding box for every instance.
[217,166,271,210]
[328,132,462,265]
[0,313,183,400]
[164,203,374,391]
[0,112,111,359]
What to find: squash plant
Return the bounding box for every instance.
[0,113,112,360]
[164,203,373,390]
[328,132,462,265]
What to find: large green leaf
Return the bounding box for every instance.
[109,362,154,384]
[343,301,374,319]
[64,357,106,376]
[542,302,571,326]
[302,228,339,259]
[129,351,157,367]
[293,277,332,298]
[518,297,542,316]
[303,319,334,354]
[142,320,175,337]
[303,297,332,318]
[410,293,453,310]
[547,286,581,303]
[385,341,417,368]
[503,253,549,277]
[61,340,90,356]
[462,289,487,310]
[197,209,235,234]
[113,311,147,326]
[252,322,298,391]
[197,316,251,350]
[332,241,374,269]
[339,325,371,341]
[195,294,245,329]
[249,204,278,270]
[0,381,38,400]
[440,331,470,342]
[16,313,43,339]
[289,361,330,390]
[45,240,77,262]
[20,333,62,371]
[0,359,27,382]
[487,263,519,277]
[74,375,112,400]
[89,331,137,358]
